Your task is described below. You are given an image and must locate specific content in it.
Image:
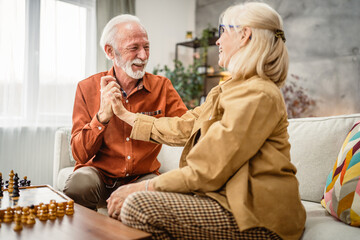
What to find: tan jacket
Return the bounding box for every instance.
[131,76,306,240]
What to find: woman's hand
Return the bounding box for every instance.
[110,92,136,127]
[107,180,154,220]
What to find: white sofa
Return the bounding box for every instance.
[53,114,360,239]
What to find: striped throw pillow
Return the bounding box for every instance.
[321,121,360,226]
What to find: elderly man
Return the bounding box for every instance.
[63,14,187,210]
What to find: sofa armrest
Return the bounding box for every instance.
[53,127,74,190]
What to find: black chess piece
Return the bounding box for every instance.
[12,174,20,198]
[0,174,3,194]
[20,179,25,187]
[14,173,19,186]
[0,173,3,196]
[26,180,31,186]
[12,187,20,198]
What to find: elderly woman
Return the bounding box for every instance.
[107,2,306,239]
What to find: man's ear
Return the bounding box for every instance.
[105,44,115,60]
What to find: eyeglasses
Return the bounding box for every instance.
[218,24,252,40]
[218,24,240,37]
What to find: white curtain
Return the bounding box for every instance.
[0,0,96,185]
[0,0,97,127]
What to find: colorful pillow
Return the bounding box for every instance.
[321,121,360,226]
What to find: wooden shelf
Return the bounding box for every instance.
[176,36,218,49]
[175,36,219,96]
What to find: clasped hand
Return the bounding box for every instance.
[98,76,131,124]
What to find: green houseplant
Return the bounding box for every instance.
[153,26,217,109]
[153,60,204,109]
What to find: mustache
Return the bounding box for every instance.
[131,59,148,65]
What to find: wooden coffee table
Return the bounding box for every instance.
[0,185,151,240]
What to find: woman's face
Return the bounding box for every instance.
[216,25,241,68]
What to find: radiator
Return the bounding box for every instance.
[0,126,62,186]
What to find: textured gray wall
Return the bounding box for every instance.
[196,0,360,117]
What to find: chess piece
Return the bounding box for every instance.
[12,182,20,200]
[57,202,65,217]
[8,171,14,196]
[13,212,23,231]
[20,176,31,187]
[66,200,74,215]
[0,172,3,193]
[9,170,14,181]
[39,204,48,221]
[26,205,36,225]
[8,183,13,196]
[0,177,3,198]
[15,206,21,214]
[21,206,30,224]
[37,203,44,218]
[13,173,19,183]
[4,207,13,223]
[49,203,57,220]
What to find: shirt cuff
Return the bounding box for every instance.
[89,114,107,132]
[130,113,156,142]
[152,169,190,193]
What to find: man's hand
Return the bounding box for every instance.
[107,180,153,220]
[98,76,121,123]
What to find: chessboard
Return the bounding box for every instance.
[0,184,71,212]
[0,170,75,233]
[0,171,151,240]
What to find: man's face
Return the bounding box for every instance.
[114,22,150,79]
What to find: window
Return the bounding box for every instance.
[0,0,96,126]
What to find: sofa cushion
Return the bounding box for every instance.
[288,114,360,202]
[57,127,76,164]
[157,145,183,173]
[57,167,74,191]
[321,121,360,226]
[301,200,360,239]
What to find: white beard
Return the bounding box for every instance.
[115,55,147,79]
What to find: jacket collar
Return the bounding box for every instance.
[220,75,261,92]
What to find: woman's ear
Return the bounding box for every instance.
[105,44,115,60]
[240,27,252,46]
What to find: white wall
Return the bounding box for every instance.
[136,0,196,72]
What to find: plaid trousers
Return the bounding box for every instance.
[120,191,282,240]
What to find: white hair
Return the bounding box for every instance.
[99,14,146,59]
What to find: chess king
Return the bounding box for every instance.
[63,14,187,210]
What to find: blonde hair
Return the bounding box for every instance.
[221,2,288,87]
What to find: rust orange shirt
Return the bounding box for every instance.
[71,67,187,184]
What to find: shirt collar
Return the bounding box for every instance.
[107,66,151,93]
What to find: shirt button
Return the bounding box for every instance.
[98,126,102,130]
[126,173,129,177]
[125,100,129,103]
[127,156,131,160]
[126,137,130,141]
